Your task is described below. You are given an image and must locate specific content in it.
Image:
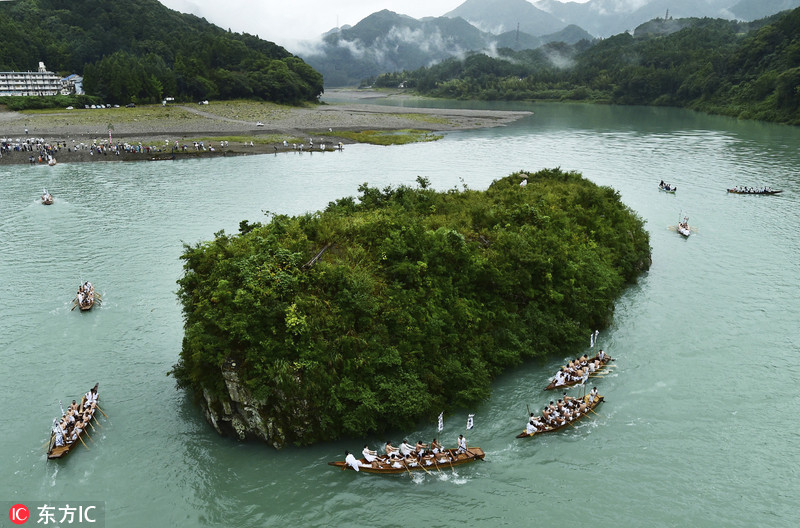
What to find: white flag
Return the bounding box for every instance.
[466,414,474,430]
[590,332,594,348]
[437,412,444,432]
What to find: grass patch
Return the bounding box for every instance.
[322,129,442,145]
[388,113,450,125]
[191,134,301,145]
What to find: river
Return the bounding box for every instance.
[1,100,799,527]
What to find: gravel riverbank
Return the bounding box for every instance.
[0,91,530,165]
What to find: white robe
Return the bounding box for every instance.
[345,453,361,472]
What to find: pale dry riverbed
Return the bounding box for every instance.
[0,90,529,164]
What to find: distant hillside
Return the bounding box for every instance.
[0,0,322,104]
[534,0,738,36]
[303,10,491,87]
[377,9,800,125]
[301,8,594,87]
[730,0,800,20]
[444,0,566,36]
[495,24,594,51]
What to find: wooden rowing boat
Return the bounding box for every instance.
[328,447,485,474]
[77,283,95,311]
[545,354,611,390]
[658,183,676,193]
[516,395,604,438]
[727,188,783,195]
[47,384,99,459]
[41,191,53,205]
[677,221,691,237]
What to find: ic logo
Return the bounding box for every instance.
[9,504,29,524]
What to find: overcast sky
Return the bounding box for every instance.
[159,0,587,51]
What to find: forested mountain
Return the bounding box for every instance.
[373,9,800,126]
[535,0,738,37]
[494,25,594,51]
[444,0,566,36]
[299,0,800,88]
[0,0,322,104]
[173,170,651,446]
[303,10,492,87]
[302,9,592,87]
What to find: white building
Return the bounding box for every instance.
[0,62,62,96]
[61,73,84,95]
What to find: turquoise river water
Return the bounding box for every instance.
[1,100,799,527]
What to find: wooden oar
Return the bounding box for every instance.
[95,406,108,419]
[82,428,94,442]
[416,458,432,475]
[401,459,414,476]
[77,434,89,450]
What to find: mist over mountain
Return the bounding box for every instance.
[301,9,577,87]
[297,0,800,87]
[729,0,800,20]
[533,0,800,36]
[533,0,734,36]
[444,0,566,36]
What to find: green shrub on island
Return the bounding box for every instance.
[172,169,651,446]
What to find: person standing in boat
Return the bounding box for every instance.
[456,434,467,455]
[598,349,612,362]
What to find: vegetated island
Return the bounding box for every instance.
[171,168,651,448]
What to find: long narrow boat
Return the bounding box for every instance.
[328,447,485,474]
[47,384,100,459]
[545,353,612,390]
[516,395,604,438]
[41,190,53,205]
[658,182,676,193]
[727,188,783,195]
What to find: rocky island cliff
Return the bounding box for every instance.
[172,169,651,447]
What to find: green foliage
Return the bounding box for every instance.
[1,94,102,111]
[374,9,800,125]
[0,0,322,105]
[322,129,443,145]
[173,169,651,445]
